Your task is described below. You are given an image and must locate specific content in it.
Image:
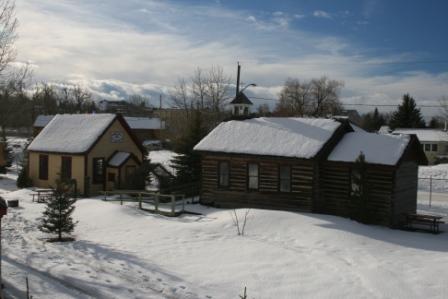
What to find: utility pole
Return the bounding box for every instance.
[159,94,162,110]
[236,62,241,96]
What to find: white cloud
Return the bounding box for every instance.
[313,10,332,19]
[12,0,448,117]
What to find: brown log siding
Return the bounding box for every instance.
[201,154,315,212]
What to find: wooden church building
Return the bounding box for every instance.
[27,114,145,195]
[194,117,426,226]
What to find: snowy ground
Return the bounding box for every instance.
[1,169,448,298]
[1,144,448,298]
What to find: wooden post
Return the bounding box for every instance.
[171,195,175,216]
[429,176,432,207]
[182,195,185,212]
[120,193,123,205]
[155,194,159,213]
[138,193,142,210]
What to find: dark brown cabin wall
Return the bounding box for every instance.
[391,161,418,226]
[320,162,395,225]
[200,153,315,211]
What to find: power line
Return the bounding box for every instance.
[247,96,443,109]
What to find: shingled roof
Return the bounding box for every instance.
[230,92,253,105]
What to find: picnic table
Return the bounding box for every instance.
[405,213,444,234]
[31,188,54,203]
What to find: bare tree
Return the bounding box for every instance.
[439,96,448,120]
[310,76,344,116]
[0,0,17,77]
[205,65,231,112]
[170,65,231,113]
[275,78,312,116]
[231,209,251,236]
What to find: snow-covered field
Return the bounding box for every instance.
[1,141,448,298]
[419,164,448,193]
[1,169,448,299]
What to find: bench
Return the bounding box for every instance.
[31,189,54,203]
[405,213,444,234]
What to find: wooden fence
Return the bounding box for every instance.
[100,190,186,217]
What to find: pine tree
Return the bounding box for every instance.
[172,110,206,184]
[16,154,32,188]
[350,152,371,224]
[389,94,426,129]
[39,179,77,241]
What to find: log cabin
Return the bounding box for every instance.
[27,114,145,195]
[194,117,427,227]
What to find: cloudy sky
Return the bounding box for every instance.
[14,0,448,116]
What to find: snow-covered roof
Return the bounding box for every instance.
[108,152,131,167]
[328,132,410,166]
[378,125,391,134]
[393,129,448,142]
[28,114,116,153]
[124,117,164,130]
[194,117,341,159]
[33,115,54,127]
[34,115,164,130]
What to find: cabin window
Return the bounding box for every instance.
[424,144,431,152]
[248,163,259,190]
[350,168,362,197]
[279,165,291,192]
[218,161,230,187]
[39,154,49,180]
[61,156,72,180]
[432,144,438,152]
[93,158,105,183]
[234,106,239,115]
[244,107,249,115]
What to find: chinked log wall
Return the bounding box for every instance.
[201,154,315,212]
[392,161,418,226]
[319,162,395,226]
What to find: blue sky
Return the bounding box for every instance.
[14,0,448,116]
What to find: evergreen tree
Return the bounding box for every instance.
[172,110,206,184]
[361,107,386,132]
[39,179,77,241]
[16,154,32,188]
[389,94,426,129]
[350,152,371,224]
[428,116,442,129]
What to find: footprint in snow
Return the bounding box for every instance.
[106,279,111,283]
[179,286,186,290]
[157,278,162,282]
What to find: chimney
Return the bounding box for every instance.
[445,120,447,132]
[236,62,241,96]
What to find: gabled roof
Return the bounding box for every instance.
[33,114,164,130]
[108,152,131,167]
[230,92,253,105]
[124,117,164,130]
[328,132,410,166]
[194,117,341,159]
[28,114,117,154]
[393,128,448,142]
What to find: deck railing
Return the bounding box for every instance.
[100,190,186,217]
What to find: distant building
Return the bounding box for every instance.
[378,125,392,134]
[392,128,448,164]
[230,92,253,116]
[27,114,145,195]
[336,109,362,126]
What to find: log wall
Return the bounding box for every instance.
[201,154,316,212]
[319,162,395,226]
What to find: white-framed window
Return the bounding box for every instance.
[248,163,259,190]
